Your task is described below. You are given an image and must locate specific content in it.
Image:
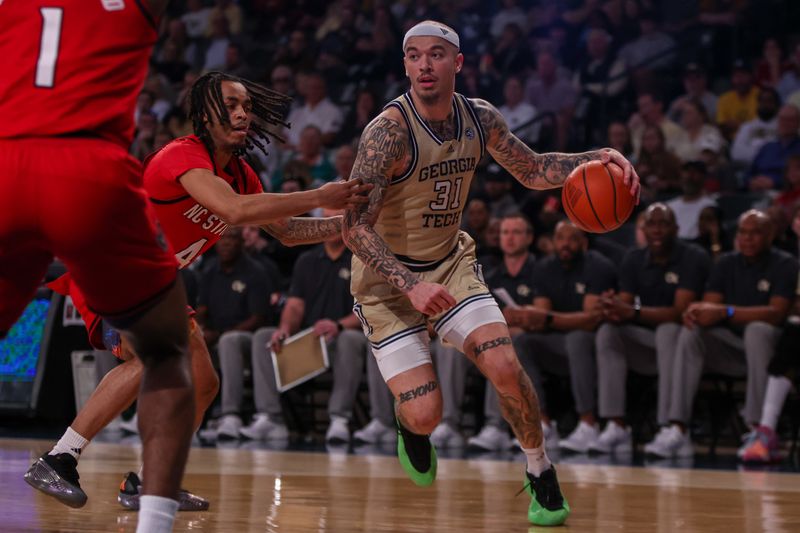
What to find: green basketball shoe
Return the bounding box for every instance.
[397,422,437,487]
[524,467,570,526]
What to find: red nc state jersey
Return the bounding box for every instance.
[0,0,158,148]
[144,135,264,268]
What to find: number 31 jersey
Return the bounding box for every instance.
[144,135,263,269]
[0,0,157,148]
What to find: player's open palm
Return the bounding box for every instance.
[408,282,457,316]
[318,179,373,209]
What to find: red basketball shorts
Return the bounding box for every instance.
[0,137,178,332]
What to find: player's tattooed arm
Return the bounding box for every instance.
[342,114,420,293]
[261,216,342,246]
[471,98,605,189]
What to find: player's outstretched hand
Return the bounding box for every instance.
[598,148,640,203]
[318,179,373,209]
[407,281,457,316]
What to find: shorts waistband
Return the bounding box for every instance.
[395,244,458,272]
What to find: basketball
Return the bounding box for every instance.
[561,160,635,233]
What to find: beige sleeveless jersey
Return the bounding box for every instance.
[371,91,486,268]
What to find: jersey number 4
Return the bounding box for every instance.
[175,238,208,269]
[35,7,63,88]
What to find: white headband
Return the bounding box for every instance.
[403,22,460,51]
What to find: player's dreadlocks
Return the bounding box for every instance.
[189,71,291,159]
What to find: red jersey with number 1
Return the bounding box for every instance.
[0,0,158,148]
[144,135,264,268]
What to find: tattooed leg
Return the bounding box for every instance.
[465,323,544,448]
[386,364,442,435]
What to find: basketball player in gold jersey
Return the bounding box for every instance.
[342,21,640,526]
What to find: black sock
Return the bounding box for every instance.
[398,421,432,472]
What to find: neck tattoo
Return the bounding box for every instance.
[425,113,456,141]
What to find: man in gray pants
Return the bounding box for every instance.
[223,218,394,445]
[504,221,616,453]
[647,210,798,458]
[595,204,711,454]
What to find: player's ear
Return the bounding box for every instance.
[455,52,464,74]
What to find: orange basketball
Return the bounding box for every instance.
[561,160,635,233]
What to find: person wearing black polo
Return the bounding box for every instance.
[430,213,536,451]
[197,227,272,439]
[649,210,799,458]
[241,209,395,446]
[594,204,711,455]
[503,221,616,454]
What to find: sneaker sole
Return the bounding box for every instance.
[24,459,88,509]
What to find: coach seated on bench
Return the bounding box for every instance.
[504,220,616,454]
[595,204,711,454]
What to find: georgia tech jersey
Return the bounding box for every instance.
[375,92,486,266]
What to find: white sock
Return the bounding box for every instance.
[49,427,89,460]
[521,445,552,477]
[138,464,144,481]
[136,495,179,533]
[760,376,793,430]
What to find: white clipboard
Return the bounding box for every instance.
[492,288,520,309]
[270,327,330,392]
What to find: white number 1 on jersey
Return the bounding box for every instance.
[35,7,63,88]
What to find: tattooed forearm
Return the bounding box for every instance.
[472,98,603,189]
[497,369,544,448]
[342,114,420,293]
[473,336,512,358]
[398,381,439,404]
[346,225,420,291]
[262,216,342,246]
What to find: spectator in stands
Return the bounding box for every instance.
[131,111,158,161]
[692,206,731,259]
[738,313,800,463]
[490,0,526,40]
[274,125,335,188]
[239,210,395,445]
[606,121,634,160]
[338,87,381,147]
[223,43,254,80]
[778,42,800,100]
[596,204,711,454]
[698,135,737,192]
[182,0,212,40]
[199,228,271,438]
[489,23,532,80]
[203,11,231,72]
[153,39,191,86]
[208,0,242,36]
[431,214,537,450]
[617,11,676,79]
[755,38,787,89]
[676,99,726,163]
[775,155,800,210]
[525,50,576,150]
[285,71,343,148]
[668,63,718,125]
[647,210,798,458]
[749,104,800,191]
[769,204,799,256]
[274,30,317,73]
[574,28,627,145]
[731,87,780,167]
[667,161,718,240]
[268,64,295,99]
[482,164,518,218]
[716,59,759,140]
[636,125,683,199]
[498,76,539,146]
[504,221,616,454]
[629,92,685,157]
[463,196,494,259]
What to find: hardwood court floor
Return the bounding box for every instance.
[2,438,799,532]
